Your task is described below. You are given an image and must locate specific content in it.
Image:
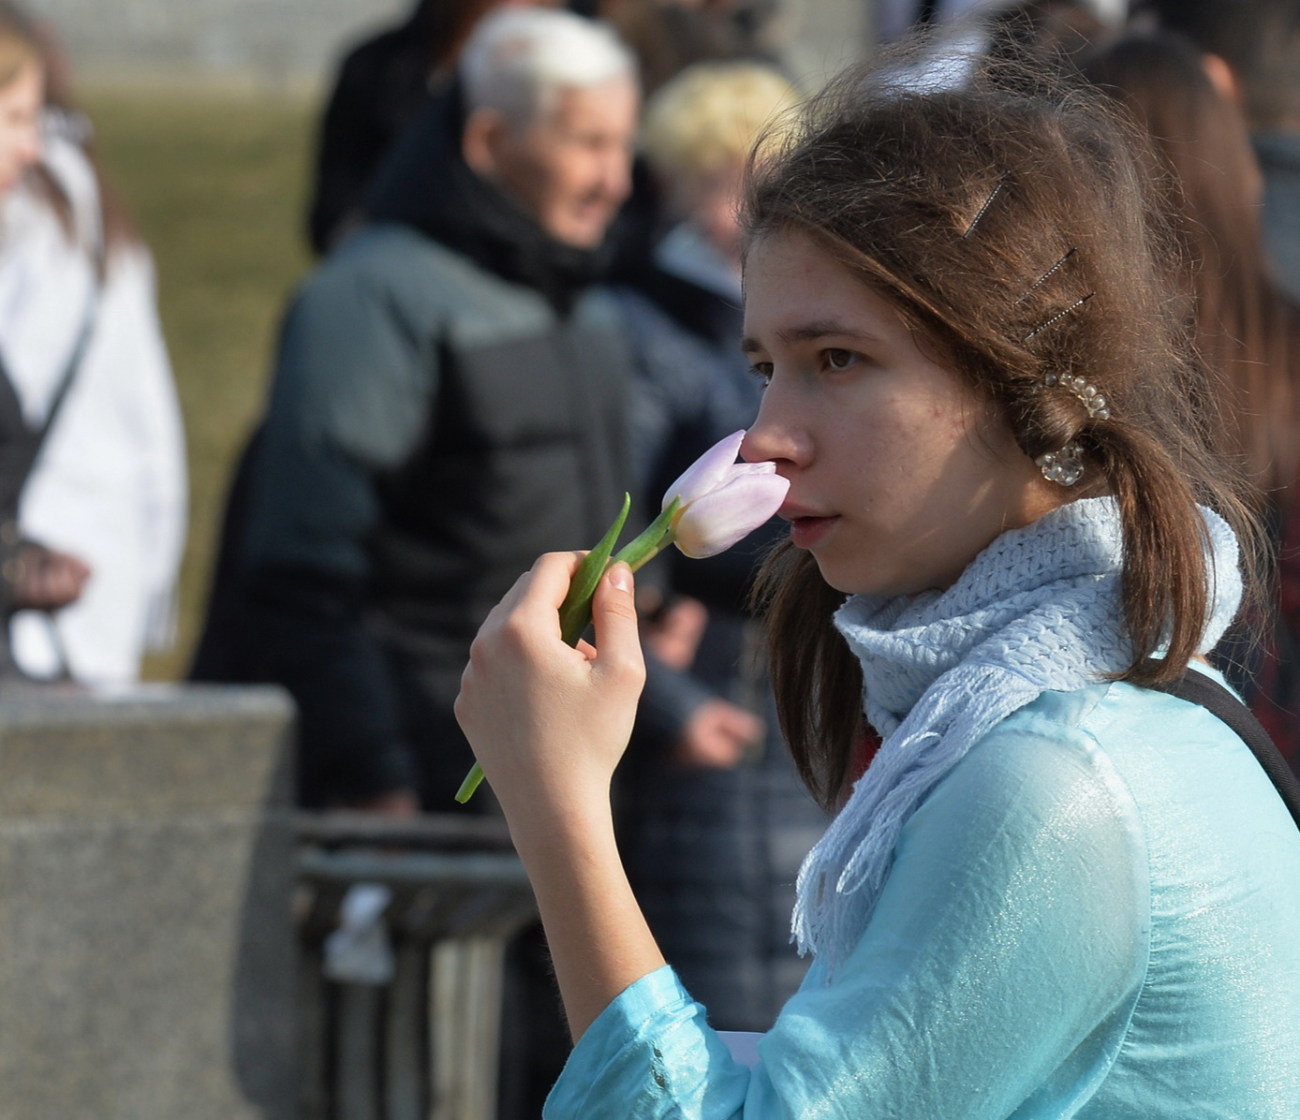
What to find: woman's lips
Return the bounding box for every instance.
[787,513,838,549]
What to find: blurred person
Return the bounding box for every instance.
[589,0,782,96]
[875,0,1127,44]
[1085,29,1300,765]
[307,0,560,255]
[870,0,1120,96]
[611,60,829,1031]
[197,5,639,815]
[1149,0,1300,307]
[575,0,789,292]
[0,2,185,686]
[1084,29,1300,763]
[983,0,1114,71]
[1084,30,1300,504]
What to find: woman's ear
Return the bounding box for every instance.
[1200,52,1242,108]
[462,106,506,179]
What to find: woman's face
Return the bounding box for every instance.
[740,227,1059,598]
[0,61,42,196]
[679,158,746,268]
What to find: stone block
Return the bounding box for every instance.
[0,683,299,1120]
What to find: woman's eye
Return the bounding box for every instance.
[825,348,859,371]
[748,362,773,386]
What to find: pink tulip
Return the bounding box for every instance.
[663,430,790,558]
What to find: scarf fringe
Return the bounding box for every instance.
[792,664,1040,962]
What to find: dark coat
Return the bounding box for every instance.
[306,5,439,255]
[194,84,633,809]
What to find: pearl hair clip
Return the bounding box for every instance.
[1044,371,1110,420]
[1036,443,1085,486]
[1035,373,1111,486]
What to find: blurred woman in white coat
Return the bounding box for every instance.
[0,2,186,685]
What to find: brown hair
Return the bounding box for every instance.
[743,43,1263,807]
[0,0,139,264]
[0,0,37,88]
[1084,30,1300,503]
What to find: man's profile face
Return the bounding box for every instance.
[487,75,638,248]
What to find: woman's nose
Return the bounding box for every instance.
[741,389,807,468]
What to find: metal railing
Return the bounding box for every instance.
[296,813,537,1120]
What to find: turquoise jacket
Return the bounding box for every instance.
[547,678,1300,1118]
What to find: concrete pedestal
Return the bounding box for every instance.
[0,683,298,1120]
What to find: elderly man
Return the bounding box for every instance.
[199,8,640,814]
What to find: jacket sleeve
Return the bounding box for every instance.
[545,717,1149,1119]
[101,245,188,651]
[238,259,439,804]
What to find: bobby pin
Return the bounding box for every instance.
[961,176,1007,239]
[1023,291,1095,342]
[1015,247,1077,304]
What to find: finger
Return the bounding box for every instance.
[496,551,586,624]
[589,563,644,683]
[527,550,587,609]
[473,552,582,647]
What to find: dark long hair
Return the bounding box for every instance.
[744,44,1264,807]
[1085,30,1300,504]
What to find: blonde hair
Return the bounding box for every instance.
[640,60,800,183]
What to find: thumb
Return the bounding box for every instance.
[589,563,645,682]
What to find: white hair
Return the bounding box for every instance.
[459,7,636,125]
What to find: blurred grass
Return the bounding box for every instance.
[80,84,318,680]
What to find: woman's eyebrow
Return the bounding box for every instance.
[741,319,882,353]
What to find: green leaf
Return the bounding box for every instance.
[557,492,631,647]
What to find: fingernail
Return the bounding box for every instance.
[608,563,632,592]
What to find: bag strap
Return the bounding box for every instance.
[1151,670,1300,831]
[0,281,99,521]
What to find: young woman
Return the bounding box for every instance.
[0,3,186,686]
[454,45,1300,1119]
[0,4,90,671]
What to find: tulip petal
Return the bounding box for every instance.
[672,472,790,558]
[662,429,747,509]
[727,461,782,478]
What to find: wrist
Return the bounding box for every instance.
[505,783,618,872]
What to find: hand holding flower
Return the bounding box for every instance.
[454,554,646,818]
[454,430,787,802]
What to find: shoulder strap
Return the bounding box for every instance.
[0,280,99,519]
[1151,670,1300,831]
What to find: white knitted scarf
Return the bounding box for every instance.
[792,497,1242,971]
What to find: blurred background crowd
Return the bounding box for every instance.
[6,0,1299,1116]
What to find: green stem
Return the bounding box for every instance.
[455,495,655,805]
[454,764,487,804]
[611,498,680,574]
